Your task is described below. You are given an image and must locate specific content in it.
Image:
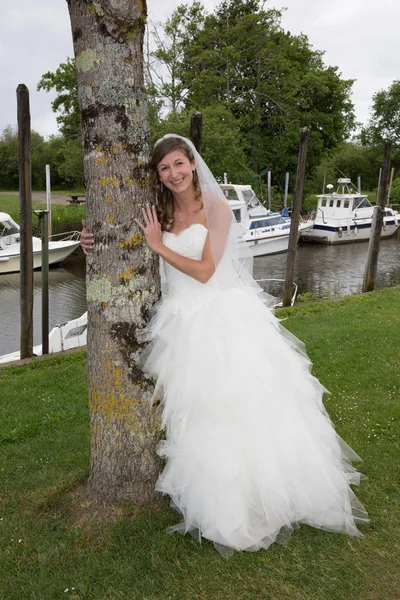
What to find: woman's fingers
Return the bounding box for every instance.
[134,218,145,231]
[151,204,159,223]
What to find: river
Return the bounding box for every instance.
[1,235,399,356]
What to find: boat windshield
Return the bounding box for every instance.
[0,216,20,236]
[249,216,285,229]
[221,188,240,201]
[242,189,262,208]
[353,197,372,210]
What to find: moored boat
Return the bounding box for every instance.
[300,179,399,244]
[0,212,80,274]
[220,184,313,257]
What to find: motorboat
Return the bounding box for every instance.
[0,212,80,274]
[300,179,400,244]
[220,184,314,257]
[0,311,88,365]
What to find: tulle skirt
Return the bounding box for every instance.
[139,285,368,555]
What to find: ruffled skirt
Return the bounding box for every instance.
[139,285,368,555]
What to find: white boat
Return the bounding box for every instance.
[0,312,88,365]
[0,212,81,274]
[220,184,314,257]
[300,179,400,244]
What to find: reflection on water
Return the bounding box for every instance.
[254,234,400,299]
[0,254,87,355]
[1,235,399,356]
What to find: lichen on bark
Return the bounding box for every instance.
[67,0,162,504]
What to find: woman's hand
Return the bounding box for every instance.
[80,219,94,255]
[135,204,163,253]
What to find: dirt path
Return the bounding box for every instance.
[3,192,72,205]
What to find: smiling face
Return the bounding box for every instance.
[157,149,196,196]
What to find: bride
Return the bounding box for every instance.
[82,134,368,555]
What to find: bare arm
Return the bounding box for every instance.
[135,204,230,284]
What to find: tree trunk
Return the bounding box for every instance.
[67,0,162,504]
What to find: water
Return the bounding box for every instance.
[1,236,399,356]
[254,234,400,299]
[0,254,86,356]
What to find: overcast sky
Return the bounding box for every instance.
[1,0,398,138]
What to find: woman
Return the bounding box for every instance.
[82,134,368,555]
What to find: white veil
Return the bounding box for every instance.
[155,134,268,299]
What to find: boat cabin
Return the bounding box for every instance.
[219,184,267,218]
[317,179,373,218]
[0,213,20,249]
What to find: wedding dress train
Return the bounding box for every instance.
[140,223,368,554]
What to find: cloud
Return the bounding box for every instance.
[1,0,399,137]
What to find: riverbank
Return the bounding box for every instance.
[1,287,399,599]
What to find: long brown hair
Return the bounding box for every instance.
[150,137,203,231]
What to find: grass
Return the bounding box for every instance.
[0,192,86,235]
[1,288,400,599]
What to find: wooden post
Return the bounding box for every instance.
[376,167,382,201]
[46,164,52,237]
[362,141,392,293]
[41,211,49,355]
[267,170,271,211]
[387,167,394,204]
[17,84,34,359]
[283,172,289,208]
[190,112,203,153]
[283,128,309,307]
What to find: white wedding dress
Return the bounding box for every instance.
[141,223,368,555]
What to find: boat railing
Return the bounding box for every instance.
[49,231,81,242]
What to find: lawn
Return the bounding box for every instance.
[1,287,399,600]
[0,192,86,235]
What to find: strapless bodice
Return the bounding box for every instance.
[162,224,209,298]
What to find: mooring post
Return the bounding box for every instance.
[362,141,392,293]
[190,112,203,153]
[267,170,271,211]
[283,128,309,307]
[17,84,34,359]
[283,172,289,208]
[387,167,394,204]
[41,211,49,355]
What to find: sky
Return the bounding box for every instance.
[1,0,399,139]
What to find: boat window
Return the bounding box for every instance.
[321,198,327,207]
[221,188,239,201]
[344,200,350,208]
[336,200,341,208]
[242,189,261,208]
[353,197,371,209]
[329,199,334,207]
[249,216,285,229]
[232,209,241,223]
[384,210,393,217]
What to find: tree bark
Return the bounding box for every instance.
[67,0,162,504]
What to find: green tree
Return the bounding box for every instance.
[312,142,383,193]
[151,104,254,184]
[160,0,355,185]
[362,80,400,145]
[0,125,19,189]
[37,57,81,139]
[0,126,50,190]
[150,2,205,113]
[361,80,400,178]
